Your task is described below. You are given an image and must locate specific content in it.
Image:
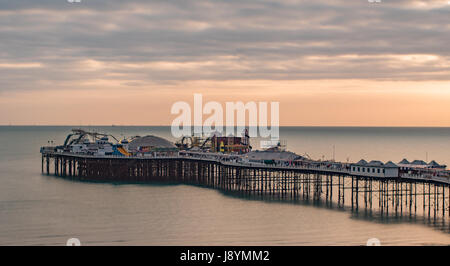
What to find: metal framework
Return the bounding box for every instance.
[42,152,450,222]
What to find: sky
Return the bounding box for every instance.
[0,0,449,126]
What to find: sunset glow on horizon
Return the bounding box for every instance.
[1,0,449,126]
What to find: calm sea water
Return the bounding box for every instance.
[0,126,449,246]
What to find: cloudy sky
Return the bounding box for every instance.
[0,0,449,126]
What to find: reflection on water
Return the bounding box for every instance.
[219,189,450,236]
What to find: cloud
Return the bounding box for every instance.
[0,0,449,93]
[0,62,42,68]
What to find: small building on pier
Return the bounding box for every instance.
[397,159,448,178]
[350,160,399,178]
[397,159,447,171]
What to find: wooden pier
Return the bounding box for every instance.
[41,152,450,221]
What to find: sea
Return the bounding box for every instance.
[0,126,449,245]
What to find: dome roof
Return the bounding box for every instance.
[355,159,368,166]
[428,160,441,167]
[411,160,427,165]
[399,159,410,164]
[128,135,176,150]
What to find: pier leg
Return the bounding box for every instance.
[355,178,359,211]
[400,181,403,215]
[442,185,445,217]
[351,177,354,210]
[423,183,426,216]
[330,175,333,205]
[414,182,417,215]
[428,183,431,218]
[46,156,50,175]
[409,182,412,216]
[386,181,388,215]
[338,176,341,206]
[434,184,437,219]
[369,179,372,211]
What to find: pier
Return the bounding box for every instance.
[41,151,450,221]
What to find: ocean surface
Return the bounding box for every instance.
[0,126,449,246]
